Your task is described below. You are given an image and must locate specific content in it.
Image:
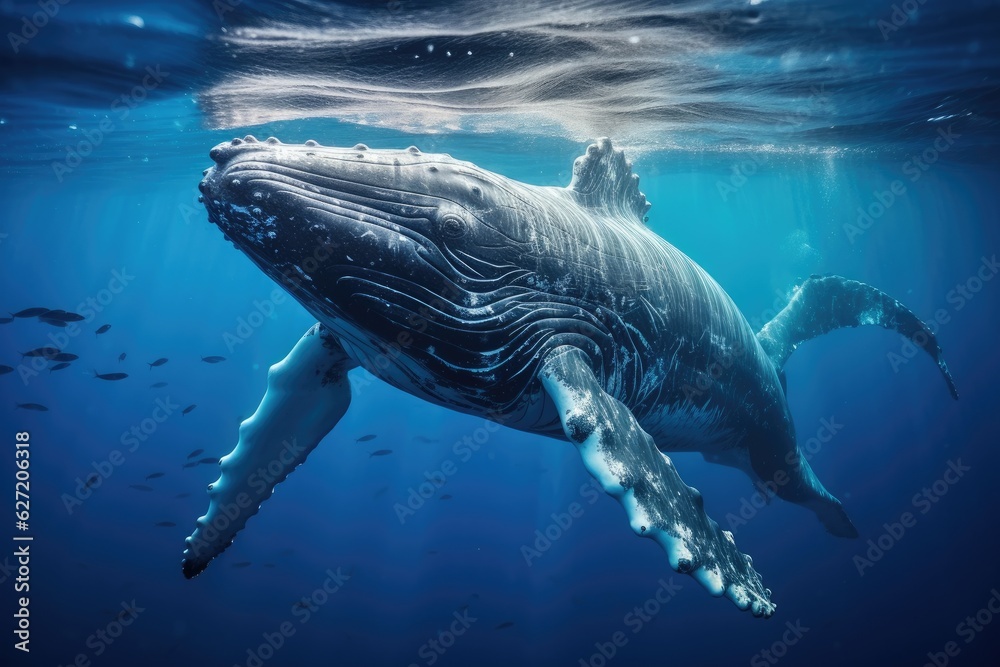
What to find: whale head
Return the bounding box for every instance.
[198,136,537,331]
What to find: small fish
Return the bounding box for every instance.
[413,435,439,443]
[199,457,219,465]
[372,485,389,499]
[182,462,199,469]
[201,355,226,363]
[128,484,153,492]
[12,307,49,318]
[15,403,48,411]
[150,382,168,388]
[182,404,197,415]
[154,521,176,527]
[39,317,68,327]
[39,309,84,322]
[0,316,13,324]
[21,346,60,358]
[174,492,191,498]
[293,601,310,609]
[95,324,111,335]
[231,561,252,568]
[0,365,15,375]
[50,362,71,372]
[85,474,100,488]
[356,434,377,442]
[187,448,205,459]
[145,472,165,480]
[52,353,78,362]
[94,371,128,381]
[263,563,276,568]
[118,353,126,362]
[148,358,168,368]
[426,550,438,555]
[495,621,515,630]
[369,449,393,457]
[439,494,452,500]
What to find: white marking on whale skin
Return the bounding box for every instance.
[695,566,725,597]
[226,203,279,246]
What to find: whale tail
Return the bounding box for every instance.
[756,274,958,399]
[750,275,957,538]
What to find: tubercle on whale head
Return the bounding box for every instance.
[196,136,539,321]
[197,135,471,231]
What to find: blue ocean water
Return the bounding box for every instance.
[1,1,999,666]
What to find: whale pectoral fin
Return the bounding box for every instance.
[538,346,776,618]
[182,323,355,578]
[756,274,958,399]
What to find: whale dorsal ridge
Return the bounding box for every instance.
[568,137,651,223]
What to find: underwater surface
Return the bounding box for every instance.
[1,0,999,665]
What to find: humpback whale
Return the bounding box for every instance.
[185,136,957,618]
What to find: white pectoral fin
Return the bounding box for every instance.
[538,346,775,618]
[182,323,355,578]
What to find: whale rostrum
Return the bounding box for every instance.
[186,136,957,618]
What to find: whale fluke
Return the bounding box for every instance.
[756,275,958,399]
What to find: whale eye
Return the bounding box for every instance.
[439,213,467,239]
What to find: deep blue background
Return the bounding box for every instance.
[1,1,999,666]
